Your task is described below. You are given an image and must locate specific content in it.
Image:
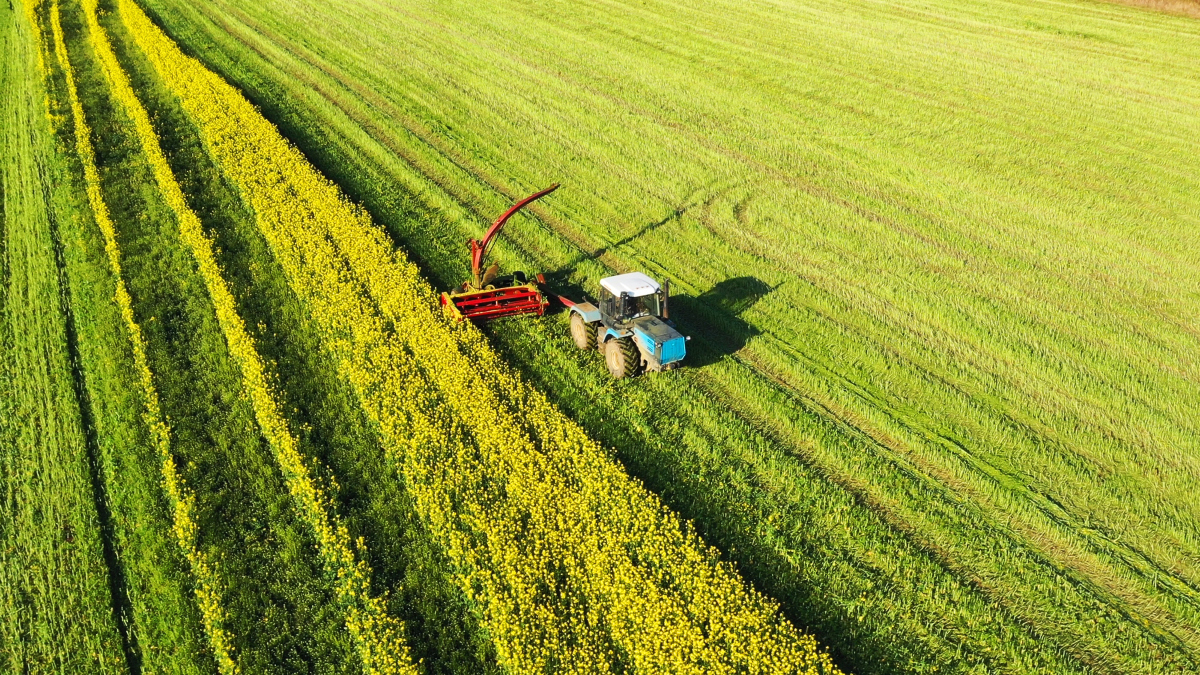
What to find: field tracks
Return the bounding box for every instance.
[79,0,419,672]
[41,27,141,674]
[28,0,240,671]
[117,1,840,672]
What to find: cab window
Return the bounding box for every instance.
[599,288,618,319]
[627,293,661,319]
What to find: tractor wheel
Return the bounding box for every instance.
[596,325,608,353]
[605,337,641,379]
[570,313,594,351]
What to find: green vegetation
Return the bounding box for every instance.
[0,2,126,670]
[6,0,1199,671]
[36,0,215,668]
[131,0,1200,673]
[97,2,500,670]
[6,0,507,671]
[48,0,362,670]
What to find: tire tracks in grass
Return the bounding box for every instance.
[704,344,1198,666]
[30,4,163,667]
[750,322,1200,616]
[57,0,367,670]
[121,6,1070,672]
[114,3,1041,667]
[190,0,638,278]
[276,10,1200,662]
[490,315,1087,674]
[193,0,541,254]
[41,53,143,675]
[1,3,127,669]
[122,3,842,671]
[121,0,1200,671]
[386,58,1200,661]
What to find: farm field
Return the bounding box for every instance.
[2,0,1199,672]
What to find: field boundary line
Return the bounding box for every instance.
[35,0,238,672]
[83,1,418,672]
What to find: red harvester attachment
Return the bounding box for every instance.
[440,184,558,321]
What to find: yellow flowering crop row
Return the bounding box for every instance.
[35,1,239,672]
[121,0,841,671]
[78,2,419,673]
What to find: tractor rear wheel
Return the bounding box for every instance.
[606,337,641,379]
[570,313,594,350]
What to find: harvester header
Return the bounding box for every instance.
[441,184,558,321]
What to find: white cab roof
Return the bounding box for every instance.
[600,272,660,298]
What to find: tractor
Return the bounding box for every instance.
[558,272,688,379]
[438,183,688,378]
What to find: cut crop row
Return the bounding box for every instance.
[48,0,366,669]
[0,3,126,669]
[37,0,236,668]
[94,0,506,669]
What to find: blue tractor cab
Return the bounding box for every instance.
[562,272,688,378]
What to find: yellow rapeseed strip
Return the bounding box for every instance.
[121,0,841,671]
[78,1,417,673]
[34,1,238,672]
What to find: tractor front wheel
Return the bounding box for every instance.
[606,337,641,379]
[570,313,594,350]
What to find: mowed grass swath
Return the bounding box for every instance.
[17,0,402,671]
[119,1,838,672]
[133,0,1200,672]
[7,2,211,672]
[1,3,127,670]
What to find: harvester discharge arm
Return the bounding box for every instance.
[470,183,560,288]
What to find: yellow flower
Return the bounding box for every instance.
[76,1,416,671]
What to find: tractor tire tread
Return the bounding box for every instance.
[607,337,641,379]
[570,313,594,351]
[620,339,640,378]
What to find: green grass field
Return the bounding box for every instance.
[4,0,1199,672]
[1,4,128,670]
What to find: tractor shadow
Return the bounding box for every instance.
[670,276,774,368]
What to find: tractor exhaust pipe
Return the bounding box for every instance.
[662,279,670,320]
